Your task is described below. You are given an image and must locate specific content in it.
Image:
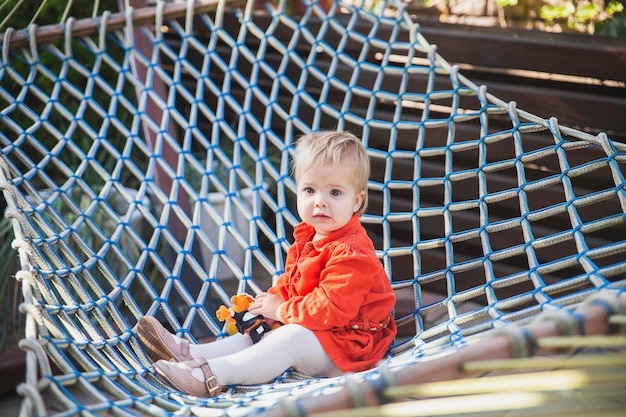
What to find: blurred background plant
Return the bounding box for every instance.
[539,0,625,36]
[0,0,124,354]
[0,0,119,31]
[0,215,21,352]
[422,0,626,37]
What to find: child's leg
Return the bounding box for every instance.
[137,316,254,362]
[196,324,341,385]
[188,333,252,360]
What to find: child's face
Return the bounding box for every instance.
[296,163,365,240]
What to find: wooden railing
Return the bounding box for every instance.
[415,19,626,142]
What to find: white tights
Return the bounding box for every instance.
[186,324,341,385]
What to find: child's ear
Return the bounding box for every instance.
[353,190,366,213]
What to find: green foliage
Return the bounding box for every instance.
[422,0,625,38]
[540,1,625,37]
[595,12,626,36]
[0,0,128,353]
[539,2,576,22]
[0,0,119,31]
[575,2,602,22]
[495,0,518,7]
[1,0,141,190]
[0,215,22,352]
[423,0,446,7]
[607,0,625,14]
[595,1,626,36]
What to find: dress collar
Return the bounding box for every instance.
[294,214,361,249]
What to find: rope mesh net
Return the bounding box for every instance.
[0,0,625,415]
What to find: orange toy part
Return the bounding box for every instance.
[216,293,256,323]
[230,293,255,313]
[215,293,258,336]
[215,305,235,324]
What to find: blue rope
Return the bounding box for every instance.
[0,0,625,415]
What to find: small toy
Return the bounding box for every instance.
[216,293,273,343]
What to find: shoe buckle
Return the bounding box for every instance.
[205,375,220,394]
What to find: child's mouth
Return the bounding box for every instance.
[313,214,331,221]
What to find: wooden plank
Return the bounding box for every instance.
[416,20,626,83]
[464,74,626,141]
[167,11,626,140]
[0,348,25,395]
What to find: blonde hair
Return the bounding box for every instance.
[293,131,370,214]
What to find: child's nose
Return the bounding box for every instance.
[314,195,327,207]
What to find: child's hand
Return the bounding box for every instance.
[249,292,283,321]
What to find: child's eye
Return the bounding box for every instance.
[330,189,341,197]
[304,187,315,194]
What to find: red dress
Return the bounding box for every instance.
[268,214,397,372]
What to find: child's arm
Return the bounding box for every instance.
[275,251,387,330]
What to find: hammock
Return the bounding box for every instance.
[1,0,625,415]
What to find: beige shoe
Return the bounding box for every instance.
[137,316,193,363]
[154,358,222,397]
